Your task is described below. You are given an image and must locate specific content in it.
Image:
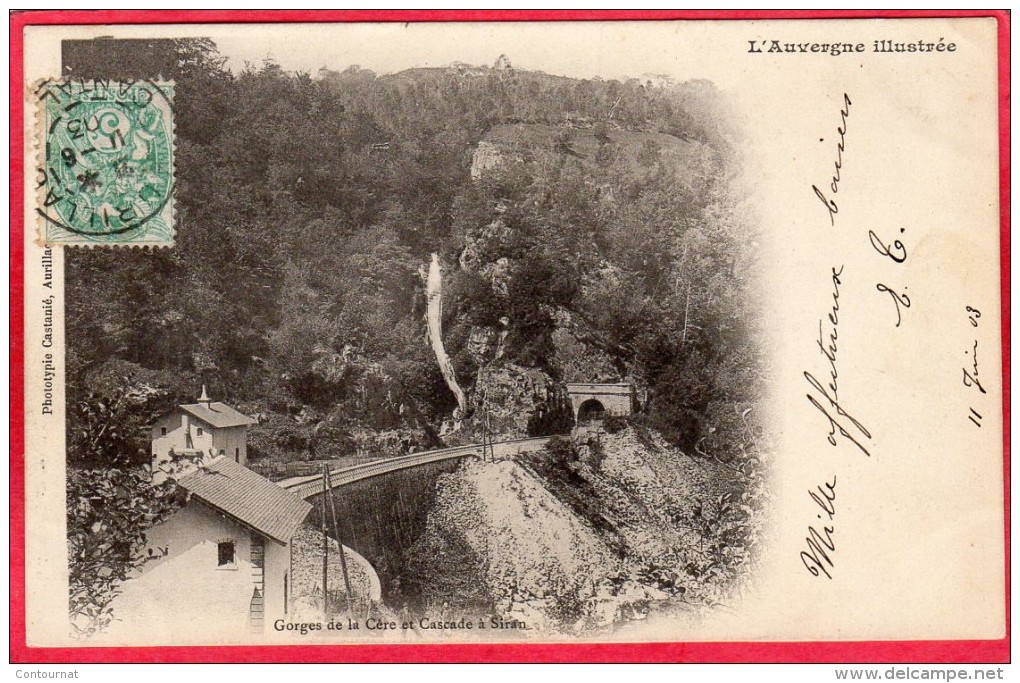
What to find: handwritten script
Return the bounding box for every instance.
[804,265,873,458]
[812,93,851,227]
[963,306,987,428]
[800,477,837,580]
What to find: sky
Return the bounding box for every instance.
[31,17,979,95]
[48,20,746,90]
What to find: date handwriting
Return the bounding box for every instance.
[963,306,986,427]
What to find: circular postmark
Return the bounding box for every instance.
[38,80,174,241]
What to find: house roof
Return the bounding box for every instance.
[177,456,312,545]
[177,402,254,429]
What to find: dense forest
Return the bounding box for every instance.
[64,39,766,471]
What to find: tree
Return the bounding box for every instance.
[67,466,181,638]
[66,385,183,638]
[62,36,760,468]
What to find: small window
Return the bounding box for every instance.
[218,449,225,456]
[160,427,167,436]
[197,427,204,436]
[217,541,235,567]
[235,447,240,462]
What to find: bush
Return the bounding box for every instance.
[582,436,606,472]
[67,465,181,638]
[602,414,628,434]
[544,435,578,468]
[526,385,575,436]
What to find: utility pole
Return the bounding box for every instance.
[485,402,493,462]
[480,386,492,462]
[325,465,354,612]
[321,464,329,618]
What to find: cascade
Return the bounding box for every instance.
[425,253,467,418]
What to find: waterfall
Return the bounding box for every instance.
[425,253,467,416]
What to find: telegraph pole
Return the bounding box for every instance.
[324,466,354,611]
[321,464,329,617]
[480,386,492,462]
[485,402,493,462]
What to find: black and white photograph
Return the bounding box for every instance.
[56,31,768,644]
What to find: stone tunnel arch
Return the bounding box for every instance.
[576,399,606,425]
[565,383,635,424]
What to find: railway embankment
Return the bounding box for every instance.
[400,425,754,635]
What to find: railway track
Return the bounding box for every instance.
[279,435,557,500]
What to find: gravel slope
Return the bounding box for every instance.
[290,524,375,619]
[403,426,746,636]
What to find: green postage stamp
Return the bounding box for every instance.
[35,79,174,246]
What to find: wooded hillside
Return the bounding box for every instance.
[63,40,766,469]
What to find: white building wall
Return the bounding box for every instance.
[105,500,287,644]
[151,410,228,477]
[150,411,186,463]
[211,426,248,467]
[264,538,291,623]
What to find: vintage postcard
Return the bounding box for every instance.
[11,11,1009,662]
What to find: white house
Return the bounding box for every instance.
[151,387,254,477]
[106,456,312,643]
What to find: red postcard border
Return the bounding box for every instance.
[8,9,1010,665]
